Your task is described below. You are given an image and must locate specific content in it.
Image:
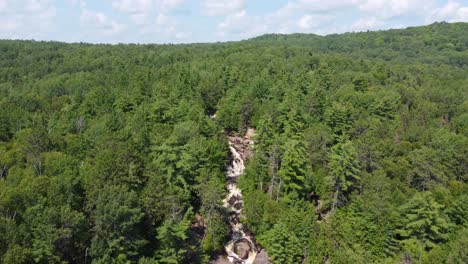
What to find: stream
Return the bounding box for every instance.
[222,131,257,264]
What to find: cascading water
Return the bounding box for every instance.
[222,132,258,264]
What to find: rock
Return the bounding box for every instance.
[227,194,242,206]
[233,143,244,153]
[254,249,272,264]
[209,255,231,264]
[245,128,256,139]
[213,128,261,264]
[234,240,251,259]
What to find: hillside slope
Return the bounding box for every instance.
[0,23,467,264]
[249,22,468,66]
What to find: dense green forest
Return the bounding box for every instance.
[0,22,467,263]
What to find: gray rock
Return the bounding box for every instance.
[234,240,251,259]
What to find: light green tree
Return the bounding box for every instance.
[397,192,450,252]
[278,139,309,199]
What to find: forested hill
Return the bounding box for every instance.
[249,22,468,66]
[0,22,467,264]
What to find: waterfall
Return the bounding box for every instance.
[222,133,257,264]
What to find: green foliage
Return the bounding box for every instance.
[90,185,146,262]
[324,102,354,139]
[397,192,450,251]
[278,138,309,199]
[155,208,192,263]
[0,23,467,263]
[407,147,448,190]
[445,228,468,263]
[327,140,361,209]
[259,222,303,264]
[257,203,318,264]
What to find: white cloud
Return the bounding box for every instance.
[427,0,468,23]
[359,0,434,19]
[218,10,248,31]
[217,10,269,38]
[297,14,331,30]
[350,17,384,31]
[134,12,191,42]
[297,15,314,29]
[0,0,57,39]
[112,0,152,14]
[217,11,248,33]
[80,9,126,35]
[131,13,150,25]
[111,0,187,40]
[216,0,343,39]
[157,0,185,12]
[0,0,465,44]
[26,0,51,12]
[0,1,8,12]
[296,0,360,12]
[67,0,86,8]
[0,19,19,34]
[201,0,244,16]
[112,0,184,14]
[263,0,358,34]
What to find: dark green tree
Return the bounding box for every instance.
[90,185,146,262]
[327,140,361,209]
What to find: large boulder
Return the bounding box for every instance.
[234,240,251,259]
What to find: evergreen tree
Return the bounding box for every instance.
[155,208,192,264]
[259,222,303,264]
[90,185,146,262]
[0,23,467,263]
[327,140,361,209]
[324,101,354,140]
[278,139,309,199]
[397,192,450,251]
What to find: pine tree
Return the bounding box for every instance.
[397,192,450,251]
[327,140,361,209]
[259,222,303,264]
[155,208,192,264]
[278,139,309,199]
[324,102,354,139]
[90,185,146,262]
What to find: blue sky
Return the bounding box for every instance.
[0,0,467,44]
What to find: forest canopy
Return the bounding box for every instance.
[0,22,467,263]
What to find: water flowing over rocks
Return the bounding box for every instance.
[222,128,257,264]
[211,128,270,264]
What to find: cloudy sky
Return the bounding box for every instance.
[0,0,467,44]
